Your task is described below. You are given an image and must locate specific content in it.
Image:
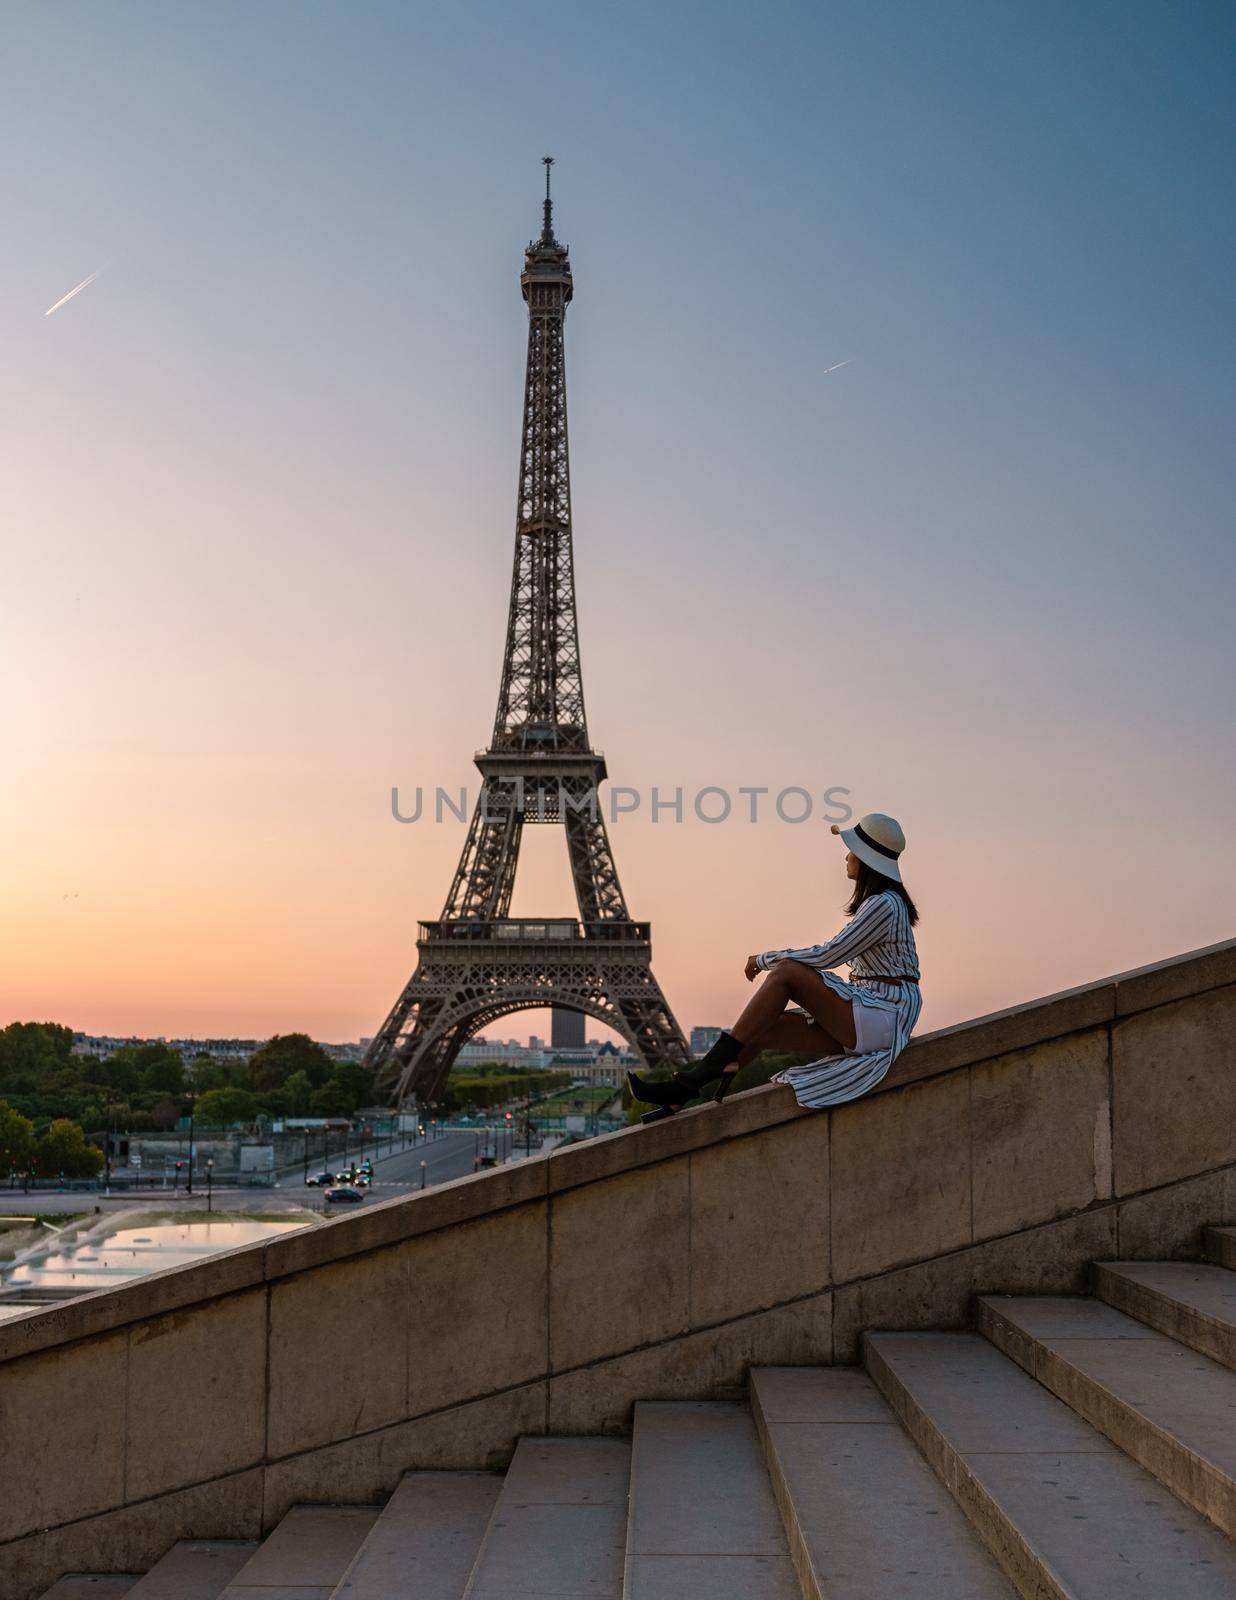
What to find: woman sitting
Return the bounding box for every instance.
[628,812,921,1119]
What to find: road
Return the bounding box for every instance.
[0,1128,530,1218]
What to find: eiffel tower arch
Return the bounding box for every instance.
[365,162,688,1107]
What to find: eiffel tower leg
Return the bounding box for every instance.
[613,988,692,1072]
[564,784,630,922]
[441,780,524,921]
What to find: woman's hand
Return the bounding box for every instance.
[744,954,762,983]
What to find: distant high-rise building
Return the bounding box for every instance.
[552,1007,586,1049]
[690,1026,723,1058]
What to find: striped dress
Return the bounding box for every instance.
[753,888,922,1109]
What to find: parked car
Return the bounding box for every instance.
[324,1186,364,1204]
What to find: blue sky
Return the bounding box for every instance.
[2,2,1233,1039]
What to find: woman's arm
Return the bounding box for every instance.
[753,892,896,974]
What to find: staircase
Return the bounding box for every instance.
[36,1226,1236,1599]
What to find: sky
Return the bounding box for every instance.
[1,1,1233,1048]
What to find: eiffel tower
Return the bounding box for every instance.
[366,161,689,1107]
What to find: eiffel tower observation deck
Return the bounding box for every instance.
[364,163,689,1107]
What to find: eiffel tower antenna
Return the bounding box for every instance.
[542,154,555,242]
[365,166,688,1107]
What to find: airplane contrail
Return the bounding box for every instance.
[823,359,852,375]
[44,269,102,317]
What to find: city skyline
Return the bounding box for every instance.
[3,3,1234,1051]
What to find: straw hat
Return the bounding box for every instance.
[830,812,906,883]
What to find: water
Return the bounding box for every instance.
[0,1213,313,1311]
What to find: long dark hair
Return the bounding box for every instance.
[845,860,919,926]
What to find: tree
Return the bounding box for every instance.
[106,1041,185,1096]
[0,1099,35,1174]
[195,1087,258,1127]
[281,1070,314,1116]
[145,1058,185,1094]
[310,1082,351,1118]
[89,1054,141,1097]
[147,1098,181,1131]
[327,1061,375,1113]
[35,1118,104,1179]
[248,1034,333,1093]
[188,1055,230,1093]
[0,1022,75,1098]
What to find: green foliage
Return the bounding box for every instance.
[249,1033,333,1092]
[310,1081,352,1118]
[147,1098,182,1131]
[34,1118,103,1178]
[442,1068,569,1113]
[0,1021,379,1157]
[281,1070,314,1116]
[329,1060,375,1108]
[142,1055,185,1095]
[0,1098,36,1172]
[90,1054,142,1096]
[0,1021,75,1099]
[109,1041,184,1086]
[188,1056,232,1093]
[194,1087,258,1126]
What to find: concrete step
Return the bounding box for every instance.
[750,1367,1015,1600]
[864,1329,1236,1599]
[1205,1224,1236,1270]
[38,1582,137,1599]
[334,1473,501,1599]
[219,1506,379,1598]
[127,1542,258,1599]
[462,1437,629,1600]
[1094,1259,1236,1371]
[624,1400,796,1600]
[978,1293,1236,1539]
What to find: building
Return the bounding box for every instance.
[551,1008,585,1049]
[455,1037,535,1067]
[690,1026,723,1057]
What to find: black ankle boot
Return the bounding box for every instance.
[682,1030,745,1085]
[626,1070,694,1108]
[627,1032,746,1111]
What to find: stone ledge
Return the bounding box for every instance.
[1,936,1230,1367]
[263,1153,552,1278]
[889,980,1115,1087]
[1113,937,1236,1016]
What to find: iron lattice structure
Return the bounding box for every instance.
[366,163,688,1106]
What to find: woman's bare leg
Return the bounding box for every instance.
[732,959,857,1052]
[735,1013,842,1069]
[631,962,853,1114]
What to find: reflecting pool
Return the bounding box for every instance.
[0,1211,316,1312]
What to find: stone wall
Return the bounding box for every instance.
[1,937,1234,1598]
